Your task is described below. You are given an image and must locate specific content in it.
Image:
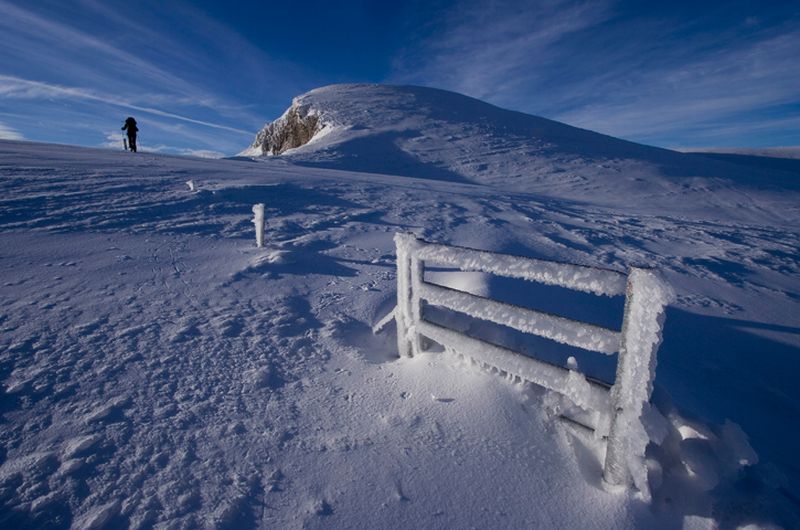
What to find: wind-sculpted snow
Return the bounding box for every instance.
[0,137,798,529]
[241,85,800,214]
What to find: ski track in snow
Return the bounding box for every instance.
[0,140,798,528]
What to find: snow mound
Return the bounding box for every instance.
[239,84,799,205]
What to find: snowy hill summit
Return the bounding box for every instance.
[240,84,797,206]
[240,83,675,187]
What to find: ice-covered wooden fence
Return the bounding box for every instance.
[393,233,672,487]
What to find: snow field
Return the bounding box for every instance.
[0,130,798,528]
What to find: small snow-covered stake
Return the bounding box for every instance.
[252,203,265,248]
[567,356,578,371]
[186,180,196,192]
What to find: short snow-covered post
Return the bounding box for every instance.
[603,268,672,487]
[252,203,265,248]
[394,233,422,357]
[186,180,196,192]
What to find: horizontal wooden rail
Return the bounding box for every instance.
[419,282,620,354]
[416,320,612,424]
[414,240,627,297]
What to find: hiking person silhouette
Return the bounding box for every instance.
[122,117,138,152]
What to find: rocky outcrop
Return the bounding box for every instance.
[246,103,321,156]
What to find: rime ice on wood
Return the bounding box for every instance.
[417,320,612,425]
[420,282,620,354]
[392,233,673,495]
[394,232,419,357]
[414,241,627,297]
[603,268,674,491]
[252,203,265,248]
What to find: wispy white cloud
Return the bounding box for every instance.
[0,1,204,101]
[0,120,24,140]
[179,148,226,159]
[0,1,310,154]
[677,146,800,159]
[145,146,226,159]
[551,29,800,144]
[101,131,125,150]
[0,0,310,124]
[392,0,612,103]
[141,117,246,154]
[100,128,227,159]
[0,75,253,136]
[391,0,800,147]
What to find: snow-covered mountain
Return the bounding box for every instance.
[1,85,798,528]
[240,84,677,173]
[241,84,798,219]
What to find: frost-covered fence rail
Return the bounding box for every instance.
[393,233,672,487]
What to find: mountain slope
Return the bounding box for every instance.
[0,96,798,528]
[241,84,798,219]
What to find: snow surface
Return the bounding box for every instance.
[2,84,799,528]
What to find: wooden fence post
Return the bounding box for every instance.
[394,233,415,357]
[603,268,668,486]
[409,255,426,354]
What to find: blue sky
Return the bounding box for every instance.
[0,0,798,157]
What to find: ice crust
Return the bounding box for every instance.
[420,281,621,354]
[417,319,612,424]
[614,269,675,413]
[605,268,675,494]
[415,240,627,296]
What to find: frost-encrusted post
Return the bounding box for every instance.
[394,233,420,357]
[252,203,265,248]
[603,268,672,487]
[410,256,425,354]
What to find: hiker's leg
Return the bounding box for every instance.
[129,135,137,152]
